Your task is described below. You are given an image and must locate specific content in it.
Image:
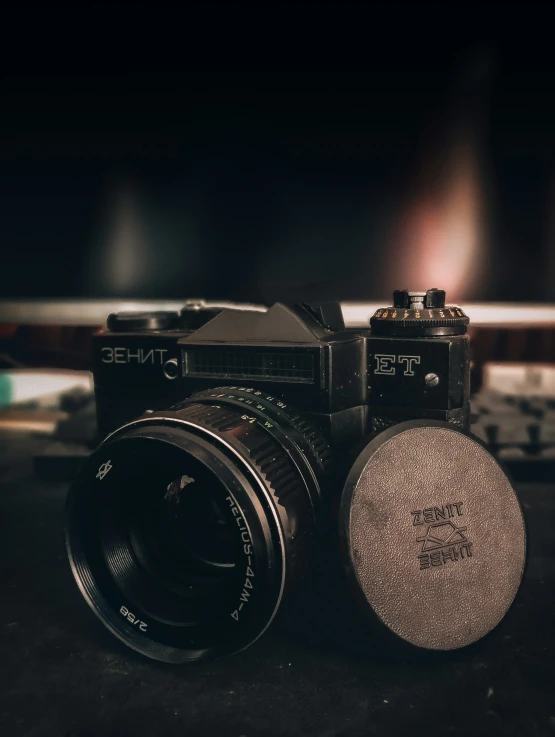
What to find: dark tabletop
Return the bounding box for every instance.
[1,431,555,737]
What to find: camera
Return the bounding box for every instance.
[66,291,526,663]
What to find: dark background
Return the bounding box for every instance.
[2,3,555,305]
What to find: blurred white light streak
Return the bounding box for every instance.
[341,302,555,328]
[0,301,553,327]
[102,188,152,294]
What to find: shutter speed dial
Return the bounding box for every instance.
[370,289,469,337]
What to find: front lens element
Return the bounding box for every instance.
[132,467,237,594]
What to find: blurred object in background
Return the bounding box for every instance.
[0,369,96,480]
[471,363,555,482]
[384,46,495,301]
[0,322,95,371]
[0,368,93,447]
[480,363,555,396]
[1,5,555,304]
[0,369,91,410]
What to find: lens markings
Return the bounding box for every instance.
[226,494,256,622]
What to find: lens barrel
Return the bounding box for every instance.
[66,388,329,663]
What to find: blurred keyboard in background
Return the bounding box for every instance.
[471,364,555,482]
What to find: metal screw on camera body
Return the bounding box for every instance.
[425,372,439,387]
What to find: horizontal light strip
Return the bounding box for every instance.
[0,300,554,328]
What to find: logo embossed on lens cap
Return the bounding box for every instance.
[412,504,474,570]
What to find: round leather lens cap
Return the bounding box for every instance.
[340,421,526,650]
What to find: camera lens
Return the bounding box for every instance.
[144,472,236,570]
[125,459,238,605]
[66,388,329,663]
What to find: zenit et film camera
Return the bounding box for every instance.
[65,290,526,663]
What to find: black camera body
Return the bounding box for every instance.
[93,292,469,447]
[67,291,525,664]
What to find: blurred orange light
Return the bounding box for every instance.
[388,138,487,301]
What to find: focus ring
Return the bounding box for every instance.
[189,386,332,473]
